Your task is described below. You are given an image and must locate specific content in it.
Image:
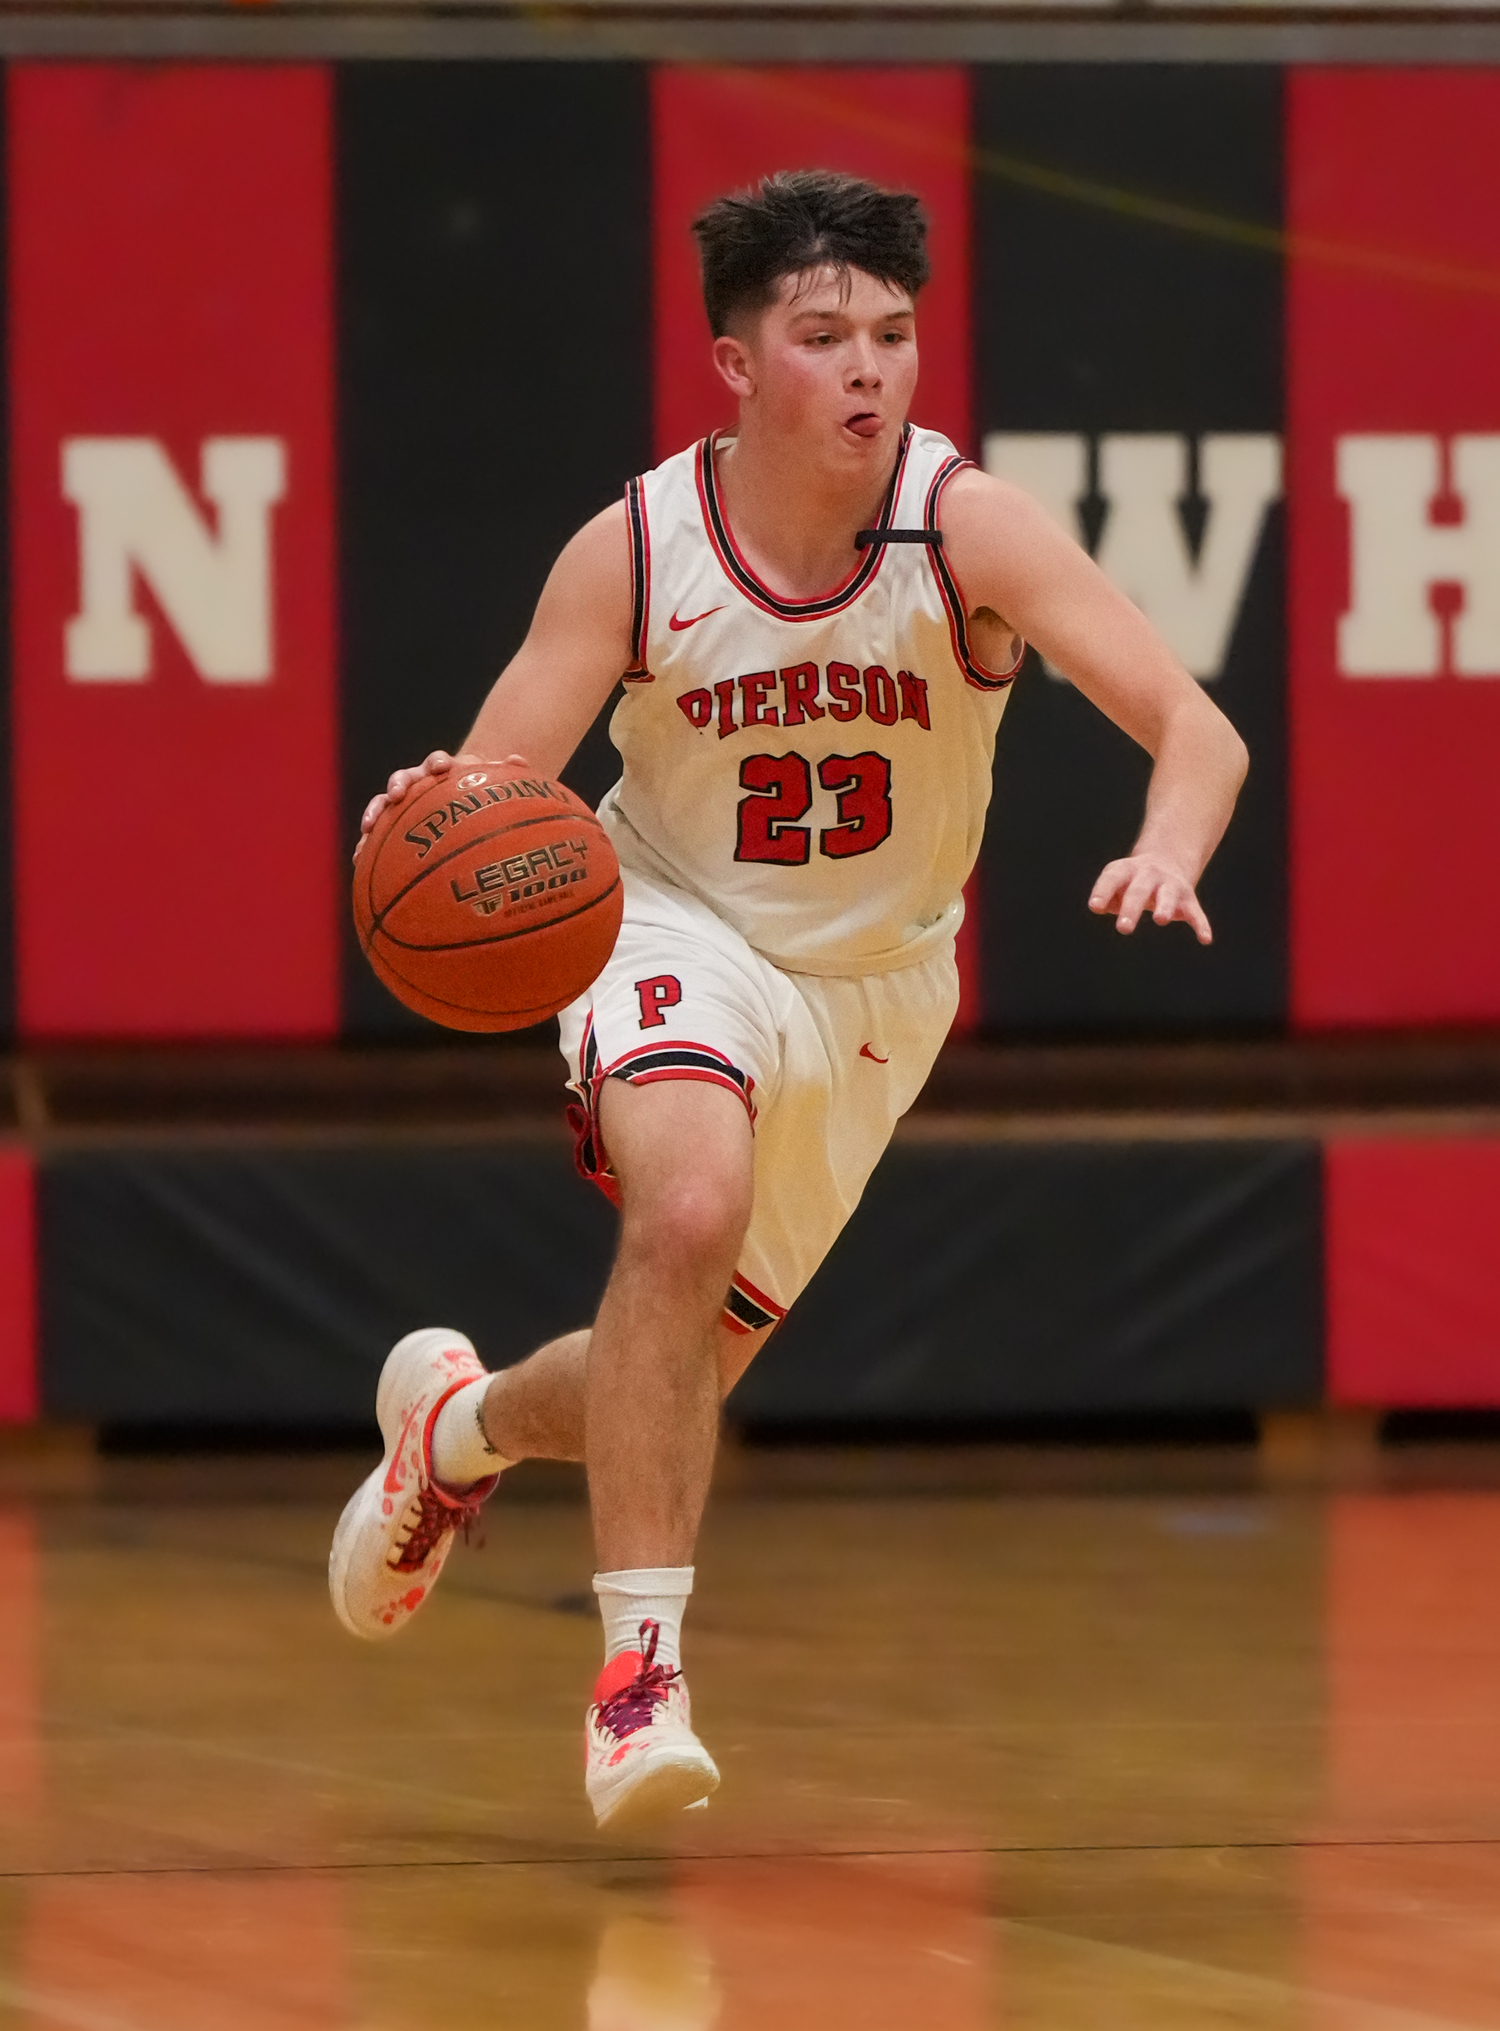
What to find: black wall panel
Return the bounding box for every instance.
[975,67,1285,1036]
[42,1133,1321,1429]
[41,1139,618,1425]
[336,63,650,1037]
[730,1139,1322,1423]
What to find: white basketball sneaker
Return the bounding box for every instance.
[585,1620,720,1831]
[329,1327,499,1640]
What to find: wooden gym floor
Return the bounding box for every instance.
[5,1448,1500,2028]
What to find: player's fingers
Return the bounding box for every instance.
[1115,868,1158,934]
[1088,861,1131,914]
[1152,877,1186,926]
[423,750,455,775]
[1182,891,1214,945]
[361,792,387,833]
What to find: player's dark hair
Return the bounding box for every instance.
[692,169,930,337]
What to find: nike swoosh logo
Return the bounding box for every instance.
[383,1404,422,1495]
[859,1044,890,1064]
[669,605,725,631]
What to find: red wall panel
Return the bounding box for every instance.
[1326,1137,1500,1406]
[1287,71,1500,1029]
[650,67,979,1025]
[10,65,339,1039]
[0,1150,36,1423]
[651,68,972,460]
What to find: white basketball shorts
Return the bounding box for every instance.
[557,867,958,1337]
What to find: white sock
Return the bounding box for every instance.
[594,1567,694,1671]
[429,1375,510,1487]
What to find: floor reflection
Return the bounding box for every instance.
[673,1852,989,2030]
[0,1506,40,1817]
[6,1478,1500,2025]
[20,1875,348,2031]
[590,1904,720,2031]
[1307,1493,1500,2027]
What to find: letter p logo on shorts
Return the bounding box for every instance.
[635,975,683,1030]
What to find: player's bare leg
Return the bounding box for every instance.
[329,1195,763,1650]
[478,1329,589,1463]
[584,1076,754,1569]
[474,1309,764,1467]
[331,1073,759,1823]
[575,1074,754,1826]
[435,1076,756,1825]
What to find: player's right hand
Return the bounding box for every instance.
[356,750,533,860]
[356,750,476,860]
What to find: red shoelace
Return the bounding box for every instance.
[391,1481,486,1574]
[597,1619,680,1741]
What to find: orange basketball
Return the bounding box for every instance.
[354,762,623,1032]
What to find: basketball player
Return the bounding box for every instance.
[330,172,1248,1829]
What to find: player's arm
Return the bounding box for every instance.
[937,466,1249,944]
[358,501,634,845]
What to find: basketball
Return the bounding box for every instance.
[353,762,623,1031]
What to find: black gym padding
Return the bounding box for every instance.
[40,1134,1321,1428]
[335,63,651,1038]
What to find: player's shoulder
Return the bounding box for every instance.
[537,495,634,637]
[558,496,630,575]
[932,458,1075,568]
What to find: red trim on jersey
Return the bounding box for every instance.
[695,427,912,622]
[566,1024,759,1208]
[624,473,654,680]
[566,1013,621,1203]
[721,1269,787,1337]
[732,1270,787,1322]
[628,1065,750,1105]
[601,1037,756,1122]
[925,456,1025,692]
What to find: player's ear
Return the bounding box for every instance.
[712,331,756,401]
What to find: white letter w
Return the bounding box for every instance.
[62,437,287,683]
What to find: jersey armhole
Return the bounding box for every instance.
[623,474,654,683]
[925,456,1025,692]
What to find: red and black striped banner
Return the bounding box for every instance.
[0,61,1494,1048]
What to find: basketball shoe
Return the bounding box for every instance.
[329,1327,498,1640]
[586,1619,720,1830]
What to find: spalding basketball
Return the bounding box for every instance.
[354,763,623,1031]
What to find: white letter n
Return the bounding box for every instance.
[62,437,287,683]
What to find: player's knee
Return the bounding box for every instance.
[623,1176,749,1274]
[603,1073,753,1277]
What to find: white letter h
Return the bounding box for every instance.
[1338,434,1500,678]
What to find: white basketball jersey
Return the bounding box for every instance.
[597,423,1021,977]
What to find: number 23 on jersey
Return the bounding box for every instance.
[735,751,893,865]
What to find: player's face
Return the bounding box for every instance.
[717,266,919,468]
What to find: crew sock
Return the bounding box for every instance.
[594,1567,694,1672]
[429,1375,510,1487]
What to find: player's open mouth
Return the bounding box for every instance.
[844,411,882,439]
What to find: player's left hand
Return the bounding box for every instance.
[1089,856,1213,944]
